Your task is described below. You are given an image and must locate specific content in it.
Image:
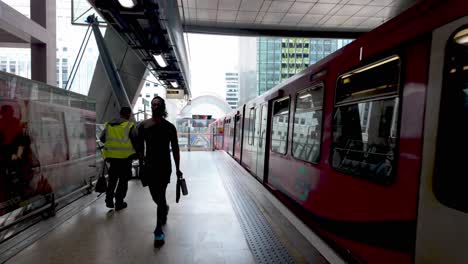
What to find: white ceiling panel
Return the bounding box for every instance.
[329,4,344,14]
[197,9,217,21]
[347,0,372,4]
[376,6,392,17]
[289,2,315,14]
[218,0,241,10]
[178,0,416,33]
[355,5,384,16]
[335,5,363,16]
[196,0,217,9]
[217,10,238,21]
[308,4,336,15]
[184,8,197,20]
[300,14,324,24]
[260,1,272,12]
[262,12,284,24]
[341,16,367,26]
[268,1,294,13]
[239,0,264,12]
[369,0,394,6]
[237,11,258,23]
[358,17,384,28]
[281,13,304,25]
[186,0,197,8]
[255,11,266,23]
[317,0,341,3]
[324,15,350,26]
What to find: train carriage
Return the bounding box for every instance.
[211,0,468,263]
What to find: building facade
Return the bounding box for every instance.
[257,37,353,95]
[0,0,101,96]
[225,72,239,109]
[238,37,257,106]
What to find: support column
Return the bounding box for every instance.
[30,0,56,86]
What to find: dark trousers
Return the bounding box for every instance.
[106,158,132,204]
[148,182,169,232]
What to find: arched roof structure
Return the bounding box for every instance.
[178,95,233,119]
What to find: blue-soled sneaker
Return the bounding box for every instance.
[154,231,165,248]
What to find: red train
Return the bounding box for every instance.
[210,1,467,263]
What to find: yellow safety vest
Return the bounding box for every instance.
[102,121,136,159]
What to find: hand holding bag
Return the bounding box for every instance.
[95,163,107,194]
[176,171,188,203]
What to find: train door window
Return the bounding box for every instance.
[271,97,290,154]
[331,56,401,185]
[433,27,468,212]
[292,84,324,163]
[235,114,242,145]
[248,108,256,145]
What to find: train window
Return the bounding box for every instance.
[433,26,468,212]
[335,56,400,104]
[331,56,401,185]
[271,97,290,154]
[248,108,255,145]
[292,85,324,163]
[235,114,242,146]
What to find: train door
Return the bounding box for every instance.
[256,103,268,182]
[415,16,468,264]
[226,118,233,156]
[233,109,244,162]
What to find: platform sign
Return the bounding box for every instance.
[166,89,185,99]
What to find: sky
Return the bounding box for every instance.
[186,33,239,100]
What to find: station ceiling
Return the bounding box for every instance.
[177,0,417,37]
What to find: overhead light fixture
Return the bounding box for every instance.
[454,28,468,45]
[118,0,136,8]
[153,54,167,68]
[170,81,179,88]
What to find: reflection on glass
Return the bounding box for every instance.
[0,71,96,225]
[292,87,323,163]
[271,97,290,154]
[331,98,399,182]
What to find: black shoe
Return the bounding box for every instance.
[115,202,127,211]
[154,231,165,248]
[105,199,114,209]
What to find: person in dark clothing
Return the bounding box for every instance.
[100,106,137,211]
[136,96,182,248]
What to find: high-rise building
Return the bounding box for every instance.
[257,37,353,96]
[238,37,257,106]
[133,75,166,121]
[256,37,282,95]
[225,72,239,109]
[0,0,101,95]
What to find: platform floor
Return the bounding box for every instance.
[5,152,335,264]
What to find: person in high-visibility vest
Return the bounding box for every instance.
[100,106,136,211]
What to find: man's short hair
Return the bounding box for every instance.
[120,106,132,116]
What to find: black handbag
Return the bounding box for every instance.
[176,175,188,203]
[95,163,107,193]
